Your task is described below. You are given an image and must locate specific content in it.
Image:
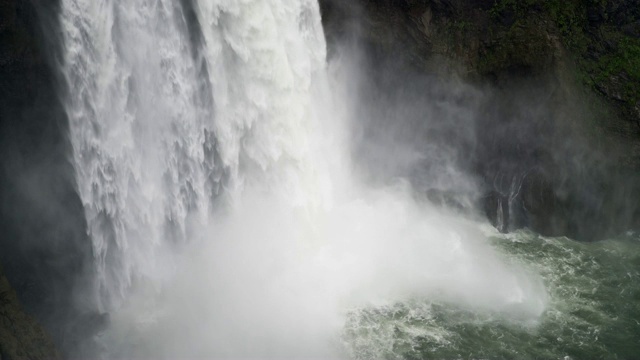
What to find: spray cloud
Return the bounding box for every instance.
[58,0,548,357]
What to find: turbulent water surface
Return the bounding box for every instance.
[344,230,640,359]
[57,0,640,358]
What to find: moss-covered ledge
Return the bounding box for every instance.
[0,266,60,360]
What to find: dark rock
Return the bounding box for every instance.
[623,21,640,38]
[319,0,640,240]
[426,188,470,213]
[0,0,95,356]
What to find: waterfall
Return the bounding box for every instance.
[194,0,326,181]
[192,0,338,213]
[59,0,548,357]
[60,0,329,310]
[60,0,215,309]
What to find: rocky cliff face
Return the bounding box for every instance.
[320,0,640,240]
[0,0,92,356]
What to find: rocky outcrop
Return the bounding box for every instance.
[0,267,60,360]
[320,0,640,240]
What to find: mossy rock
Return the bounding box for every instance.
[478,17,558,75]
[0,267,60,360]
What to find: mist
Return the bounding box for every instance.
[72,4,547,356]
[2,0,638,359]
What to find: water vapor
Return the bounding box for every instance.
[57,0,549,358]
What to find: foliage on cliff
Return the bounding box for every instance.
[0,267,60,360]
[488,0,640,122]
[322,0,640,127]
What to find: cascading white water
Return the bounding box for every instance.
[193,0,340,215]
[60,0,549,358]
[60,0,217,309]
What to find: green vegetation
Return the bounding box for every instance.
[478,17,553,74]
[593,34,640,103]
[488,0,590,51]
[487,0,640,108]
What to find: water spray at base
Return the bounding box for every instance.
[59,0,548,358]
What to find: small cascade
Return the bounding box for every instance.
[485,170,529,233]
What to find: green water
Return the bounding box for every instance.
[343,230,640,359]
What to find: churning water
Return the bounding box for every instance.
[343,230,640,359]
[58,0,639,358]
